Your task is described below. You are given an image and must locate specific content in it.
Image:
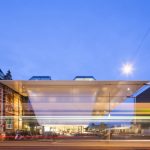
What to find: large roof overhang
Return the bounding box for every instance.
[0,80,148,96]
[0,80,149,125]
[0,80,149,95]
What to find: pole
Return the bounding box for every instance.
[108,91,111,140]
[134,97,136,125]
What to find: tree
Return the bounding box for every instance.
[4,70,12,80]
[99,123,107,131]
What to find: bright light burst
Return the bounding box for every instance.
[121,63,134,76]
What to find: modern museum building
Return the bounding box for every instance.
[0,76,150,140]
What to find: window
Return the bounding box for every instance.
[6,119,13,129]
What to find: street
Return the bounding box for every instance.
[0,140,150,150]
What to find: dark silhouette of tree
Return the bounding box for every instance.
[4,70,12,80]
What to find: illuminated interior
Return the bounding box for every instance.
[0,80,150,140]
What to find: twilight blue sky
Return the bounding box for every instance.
[0,0,150,80]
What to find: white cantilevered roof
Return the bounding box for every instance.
[0,80,148,96]
[0,80,148,125]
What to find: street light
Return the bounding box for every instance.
[121,62,134,76]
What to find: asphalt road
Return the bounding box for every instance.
[0,140,150,150]
[1,146,149,150]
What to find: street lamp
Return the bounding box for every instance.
[121,62,134,76]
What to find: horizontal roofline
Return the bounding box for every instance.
[0,80,148,86]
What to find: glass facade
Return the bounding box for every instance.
[0,80,150,141]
